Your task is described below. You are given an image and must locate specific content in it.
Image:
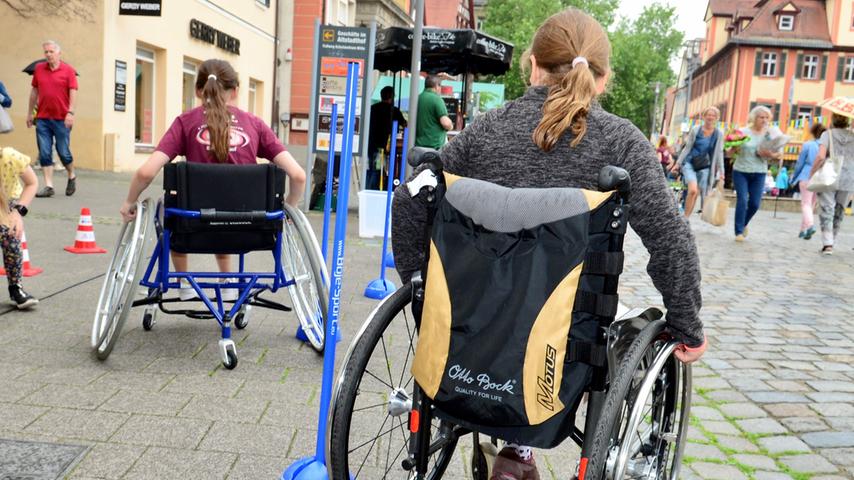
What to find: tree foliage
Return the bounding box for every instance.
[483,0,683,136]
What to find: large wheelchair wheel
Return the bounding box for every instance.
[329,284,459,480]
[585,320,691,480]
[91,199,153,360]
[282,204,329,353]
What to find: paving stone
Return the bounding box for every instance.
[123,447,237,480]
[758,435,812,454]
[819,448,854,466]
[801,432,854,448]
[178,395,269,423]
[695,376,731,390]
[198,422,294,456]
[826,417,854,430]
[763,403,816,418]
[808,392,854,403]
[684,442,727,461]
[25,408,129,442]
[807,381,854,393]
[690,406,726,421]
[752,472,794,480]
[689,462,747,480]
[20,384,118,410]
[110,415,212,449]
[731,453,778,471]
[766,380,811,392]
[715,434,759,453]
[68,443,143,479]
[701,420,741,436]
[779,454,839,474]
[736,418,787,435]
[810,403,854,417]
[0,403,49,430]
[99,390,192,416]
[719,402,768,419]
[780,416,829,433]
[706,390,748,403]
[745,392,810,403]
[226,454,286,480]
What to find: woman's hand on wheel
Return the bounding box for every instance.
[674,336,707,364]
[120,201,137,223]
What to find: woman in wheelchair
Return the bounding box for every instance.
[331,8,706,480]
[119,59,306,297]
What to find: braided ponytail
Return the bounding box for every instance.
[529,8,610,152]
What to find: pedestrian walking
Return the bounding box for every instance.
[0,145,40,309]
[791,123,826,240]
[809,113,854,255]
[26,40,78,198]
[414,75,453,150]
[392,8,705,480]
[656,135,672,174]
[728,105,783,242]
[672,107,724,218]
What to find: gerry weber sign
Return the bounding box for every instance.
[190,19,240,55]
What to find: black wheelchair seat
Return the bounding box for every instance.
[163,162,285,254]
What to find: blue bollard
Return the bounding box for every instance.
[281,62,360,480]
[364,121,399,299]
[383,127,409,270]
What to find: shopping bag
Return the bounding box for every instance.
[808,130,843,192]
[0,106,13,134]
[701,181,728,226]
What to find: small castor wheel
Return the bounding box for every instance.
[223,349,238,370]
[142,308,157,331]
[471,440,497,480]
[234,305,251,330]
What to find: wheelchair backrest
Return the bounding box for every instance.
[412,170,628,447]
[163,162,285,254]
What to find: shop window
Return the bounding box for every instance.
[182,60,198,113]
[135,47,155,145]
[248,80,258,115]
[778,15,794,31]
[797,106,813,123]
[845,57,854,82]
[802,54,819,79]
[761,52,778,77]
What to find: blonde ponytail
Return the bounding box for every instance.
[528,8,610,152]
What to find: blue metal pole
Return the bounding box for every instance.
[317,60,358,465]
[378,121,398,281]
[320,103,338,261]
[398,127,409,187]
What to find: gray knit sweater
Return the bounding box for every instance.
[392,86,704,347]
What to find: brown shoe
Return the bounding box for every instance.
[490,447,540,480]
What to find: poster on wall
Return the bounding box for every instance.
[114,60,127,112]
[312,26,370,155]
[119,0,162,16]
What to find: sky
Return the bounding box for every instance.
[616,0,709,72]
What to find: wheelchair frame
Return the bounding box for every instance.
[326,155,692,480]
[91,197,329,369]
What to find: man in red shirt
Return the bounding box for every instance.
[26,40,78,197]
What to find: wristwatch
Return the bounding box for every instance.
[12,204,28,217]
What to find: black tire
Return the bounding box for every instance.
[283,204,329,353]
[585,320,689,480]
[235,312,248,330]
[471,444,489,480]
[223,349,238,370]
[142,312,155,331]
[329,284,458,480]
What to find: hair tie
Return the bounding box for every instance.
[208,74,218,81]
[572,56,588,69]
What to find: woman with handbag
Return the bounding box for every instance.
[672,107,724,218]
[729,106,783,242]
[808,113,854,255]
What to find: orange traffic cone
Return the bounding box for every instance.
[64,207,107,254]
[0,230,43,277]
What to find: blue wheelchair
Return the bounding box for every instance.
[91,162,329,369]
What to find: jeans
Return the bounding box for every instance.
[366,148,381,190]
[35,119,73,167]
[732,170,765,235]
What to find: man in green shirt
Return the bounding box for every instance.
[415,75,453,150]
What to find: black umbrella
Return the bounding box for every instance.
[374,27,513,76]
[22,59,80,76]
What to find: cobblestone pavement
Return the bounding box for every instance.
[0,171,851,479]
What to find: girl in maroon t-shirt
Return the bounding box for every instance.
[120,59,306,299]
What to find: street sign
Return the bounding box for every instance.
[312,26,370,155]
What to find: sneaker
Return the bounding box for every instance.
[798,230,806,239]
[65,176,76,196]
[178,279,199,301]
[35,186,54,198]
[490,447,540,480]
[219,278,239,302]
[735,234,745,242]
[8,284,38,309]
[803,226,816,240]
[743,225,749,237]
[821,245,833,256]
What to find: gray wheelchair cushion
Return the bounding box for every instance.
[445,177,592,233]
